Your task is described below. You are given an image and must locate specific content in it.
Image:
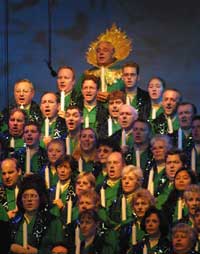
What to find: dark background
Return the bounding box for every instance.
[0,0,200,111]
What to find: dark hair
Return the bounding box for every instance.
[24,121,41,133]
[55,154,78,175]
[122,61,140,75]
[108,90,126,103]
[147,76,166,89]
[165,149,188,168]
[0,138,8,159]
[9,108,27,123]
[195,207,200,215]
[192,115,200,123]
[97,138,121,152]
[79,209,99,222]
[66,105,82,116]
[81,75,100,89]
[141,207,169,237]
[178,102,197,115]
[174,167,197,185]
[17,174,49,213]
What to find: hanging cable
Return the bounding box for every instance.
[45,0,57,77]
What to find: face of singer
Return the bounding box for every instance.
[57,161,72,182]
[118,105,137,130]
[78,196,96,212]
[1,159,21,188]
[133,121,150,145]
[57,67,75,93]
[133,198,150,219]
[81,80,98,104]
[22,189,40,213]
[23,124,40,148]
[174,170,191,191]
[65,108,82,132]
[145,213,160,237]
[97,145,113,164]
[14,81,35,106]
[47,143,65,165]
[75,176,94,197]
[122,66,139,90]
[40,93,59,119]
[192,119,200,143]
[80,129,96,153]
[80,214,97,239]
[178,104,194,129]
[107,152,123,181]
[151,140,168,162]
[172,231,192,254]
[108,98,124,119]
[165,154,183,182]
[9,111,25,137]
[148,78,164,101]
[162,90,180,116]
[122,171,138,194]
[96,41,115,66]
[185,193,200,216]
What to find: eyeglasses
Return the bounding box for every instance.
[22,194,39,200]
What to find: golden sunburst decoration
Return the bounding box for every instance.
[86,23,132,67]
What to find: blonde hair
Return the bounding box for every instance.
[122,165,143,187]
[76,172,96,189]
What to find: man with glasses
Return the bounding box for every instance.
[0,79,43,132]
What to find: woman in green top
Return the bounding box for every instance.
[128,207,170,254]
[10,174,65,254]
[168,223,198,254]
[40,139,66,189]
[78,209,119,254]
[49,154,78,221]
[108,164,143,227]
[119,188,156,254]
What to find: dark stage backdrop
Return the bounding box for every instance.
[0,0,200,111]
